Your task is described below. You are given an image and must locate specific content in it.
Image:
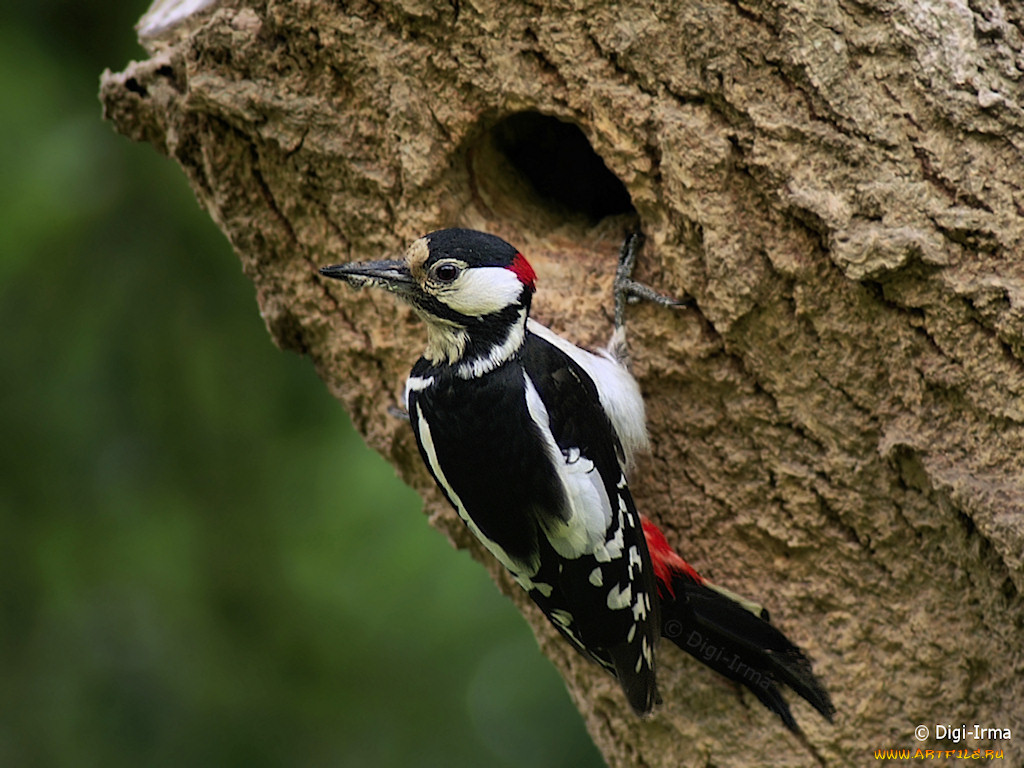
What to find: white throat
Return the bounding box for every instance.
[420,307,529,377]
[422,316,469,365]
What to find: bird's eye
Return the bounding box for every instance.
[433,263,460,283]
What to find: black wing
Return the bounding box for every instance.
[521,331,662,714]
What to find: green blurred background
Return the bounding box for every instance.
[0,2,604,765]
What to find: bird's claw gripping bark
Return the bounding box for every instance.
[613,231,692,331]
[387,404,410,422]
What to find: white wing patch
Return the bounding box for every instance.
[628,545,643,574]
[523,373,612,560]
[593,525,624,563]
[550,609,574,628]
[607,582,633,610]
[526,319,649,469]
[632,594,649,623]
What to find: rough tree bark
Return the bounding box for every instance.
[101,0,1024,764]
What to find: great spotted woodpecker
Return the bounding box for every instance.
[319,229,834,730]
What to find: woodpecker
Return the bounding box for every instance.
[319,228,834,730]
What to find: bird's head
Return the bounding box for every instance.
[320,228,537,370]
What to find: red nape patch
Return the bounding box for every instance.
[507,253,537,291]
[641,516,704,597]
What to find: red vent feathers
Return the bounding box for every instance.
[641,517,704,597]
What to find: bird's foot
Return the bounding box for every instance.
[613,231,692,332]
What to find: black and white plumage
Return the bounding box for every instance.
[409,315,661,712]
[319,228,834,727]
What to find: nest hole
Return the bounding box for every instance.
[470,111,636,229]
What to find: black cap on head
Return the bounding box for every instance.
[423,229,520,268]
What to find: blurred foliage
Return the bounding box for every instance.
[0,1,605,766]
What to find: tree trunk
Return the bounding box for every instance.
[101,0,1024,764]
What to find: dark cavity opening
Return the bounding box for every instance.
[486,112,635,224]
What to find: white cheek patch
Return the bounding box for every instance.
[439,266,525,316]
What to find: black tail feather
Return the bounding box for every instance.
[661,574,835,732]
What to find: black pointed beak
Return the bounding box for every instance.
[318,259,417,295]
